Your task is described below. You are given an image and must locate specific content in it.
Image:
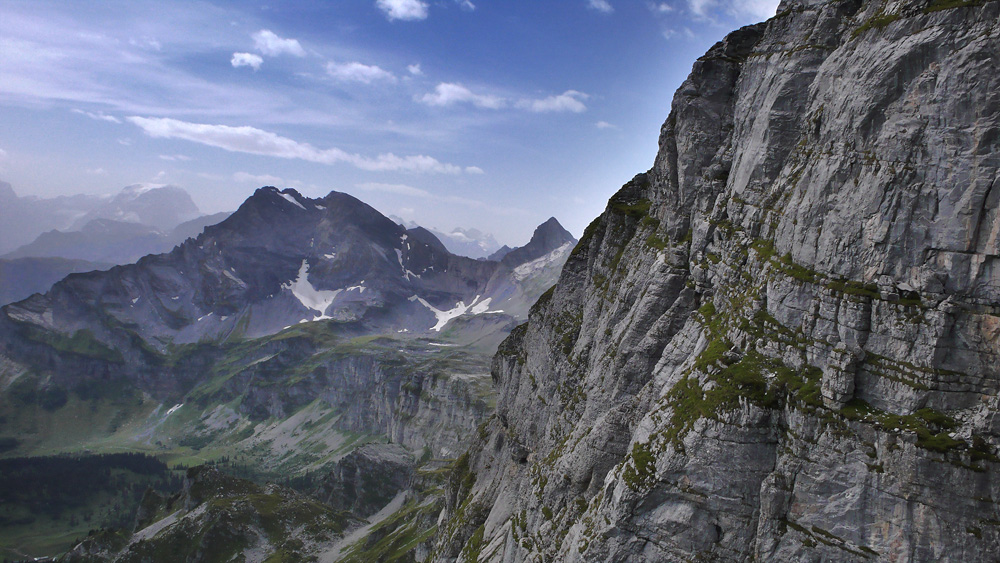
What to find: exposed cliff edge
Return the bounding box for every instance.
[434,0,1000,561]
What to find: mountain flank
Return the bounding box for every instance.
[428,1,1000,561]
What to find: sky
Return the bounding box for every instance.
[0,0,780,246]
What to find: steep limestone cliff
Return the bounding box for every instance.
[435,0,1000,561]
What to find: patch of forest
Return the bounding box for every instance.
[0,453,182,559]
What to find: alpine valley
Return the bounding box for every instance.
[2,0,1000,561]
[0,186,575,561]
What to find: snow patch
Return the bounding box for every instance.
[223,269,247,287]
[324,253,337,260]
[471,297,492,314]
[131,297,139,304]
[283,260,341,320]
[395,248,421,280]
[409,295,473,331]
[315,204,326,210]
[165,403,183,417]
[512,242,573,281]
[278,191,306,210]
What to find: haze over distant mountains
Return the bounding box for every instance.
[0,182,236,305]
[389,215,505,260]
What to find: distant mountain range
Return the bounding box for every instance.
[389,215,505,259]
[0,181,203,255]
[0,186,575,393]
[0,182,232,303]
[3,213,231,265]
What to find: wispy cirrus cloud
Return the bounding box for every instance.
[233,171,292,186]
[376,0,429,21]
[72,108,121,123]
[159,154,191,161]
[127,116,472,174]
[326,61,396,84]
[231,52,263,71]
[251,29,306,57]
[357,182,432,198]
[357,182,484,207]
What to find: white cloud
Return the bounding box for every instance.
[686,0,777,20]
[727,0,779,19]
[517,90,588,113]
[231,52,263,70]
[465,166,484,174]
[234,171,288,185]
[159,154,191,161]
[128,36,161,51]
[455,0,476,10]
[377,0,429,21]
[86,167,107,175]
[421,84,588,114]
[420,83,506,109]
[357,182,432,198]
[648,2,674,12]
[407,63,423,75]
[252,29,306,57]
[588,0,614,13]
[127,116,469,174]
[118,138,133,146]
[72,108,121,123]
[596,121,618,129]
[0,148,7,158]
[326,61,396,84]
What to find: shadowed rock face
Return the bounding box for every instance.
[316,443,416,518]
[434,1,1000,561]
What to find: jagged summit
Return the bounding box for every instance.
[500,216,576,268]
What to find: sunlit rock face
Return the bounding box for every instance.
[433,1,1000,561]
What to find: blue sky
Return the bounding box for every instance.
[0,0,778,245]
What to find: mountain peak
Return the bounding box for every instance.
[0,181,16,201]
[500,217,576,268]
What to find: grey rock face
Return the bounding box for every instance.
[434,1,1000,561]
[316,443,415,517]
[0,257,109,306]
